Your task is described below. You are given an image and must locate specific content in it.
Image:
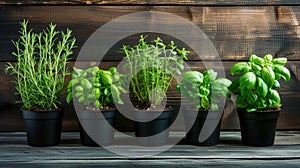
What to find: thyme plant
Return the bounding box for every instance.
[122,35,189,109]
[5,20,76,110]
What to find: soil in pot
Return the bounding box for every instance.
[133,108,173,146]
[21,108,64,147]
[238,108,280,147]
[183,108,222,146]
[77,109,117,146]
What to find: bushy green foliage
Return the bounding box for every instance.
[229,54,290,112]
[5,20,76,110]
[177,69,231,110]
[121,35,189,108]
[66,67,125,109]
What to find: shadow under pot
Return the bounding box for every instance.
[133,108,173,146]
[21,108,64,147]
[237,108,280,147]
[183,109,222,146]
[76,109,117,147]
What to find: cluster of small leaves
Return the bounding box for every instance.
[121,35,189,108]
[5,20,76,110]
[229,54,290,112]
[177,69,231,110]
[66,67,125,109]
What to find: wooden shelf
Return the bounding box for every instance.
[1,131,300,167]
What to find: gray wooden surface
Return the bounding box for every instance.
[1,131,300,167]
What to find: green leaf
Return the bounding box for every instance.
[229,77,240,94]
[273,80,280,89]
[201,96,210,110]
[181,71,203,84]
[213,78,232,87]
[256,77,268,98]
[253,56,265,66]
[272,58,287,66]
[247,93,258,105]
[236,96,248,108]
[263,54,273,62]
[267,89,281,105]
[66,93,73,103]
[81,79,93,89]
[75,85,84,92]
[205,69,217,82]
[273,65,290,82]
[262,66,275,87]
[230,62,249,75]
[239,72,256,91]
[200,87,210,97]
[256,98,267,109]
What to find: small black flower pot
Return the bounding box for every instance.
[21,109,64,147]
[133,109,173,146]
[77,109,117,146]
[238,109,280,147]
[183,109,222,146]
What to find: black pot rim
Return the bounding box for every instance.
[237,108,281,120]
[21,108,64,120]
[76,109,117,120]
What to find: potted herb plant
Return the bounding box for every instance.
[5,20,76,146]
[121,35,189,145]
[177,69,231,146]
[66,66,125,146]
[229,54,290,146]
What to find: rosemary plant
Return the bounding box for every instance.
[122,35,189,109]
[5,20,76,110]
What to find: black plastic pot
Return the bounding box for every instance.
[238,108,280,147]
[77,109,117,146]
[183,109,222,146]
[21,109,64,147]
[133,109,173,146]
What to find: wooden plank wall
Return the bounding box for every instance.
[0,0,300,131]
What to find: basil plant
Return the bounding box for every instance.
[229,54,290,112]
[177,69,231,110]
[66,67,125,109]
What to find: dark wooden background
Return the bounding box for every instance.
[0,0,300,131]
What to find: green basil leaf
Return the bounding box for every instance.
[230,62,249,75]
[205,69,217,82]
[268,89,281,105]
[272,80,280,89]
[213,78,232,87]
[253,56,265,66]
[263,54,273,62]
[247,108,257,113]
[256,98,267,109]
[272,58,287,66]
[229,77,240,94]
[236,96,248,108]
[201,96,210,110]
[75,85,84,92]
[274,65,290,82]
[249,54,258,62]
[256,77,268,98]
[66,93,73,103]
[200,87,210,97]
[262,66,275,87]
[182,71,203,84]
[247,93,258,105]
[240,72,256,91]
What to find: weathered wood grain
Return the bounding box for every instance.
[0,6,299,61]
[1,132,300,168]
[0,0,300,5]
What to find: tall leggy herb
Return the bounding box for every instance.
[122,35,189,109]
[5,20,76,110]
